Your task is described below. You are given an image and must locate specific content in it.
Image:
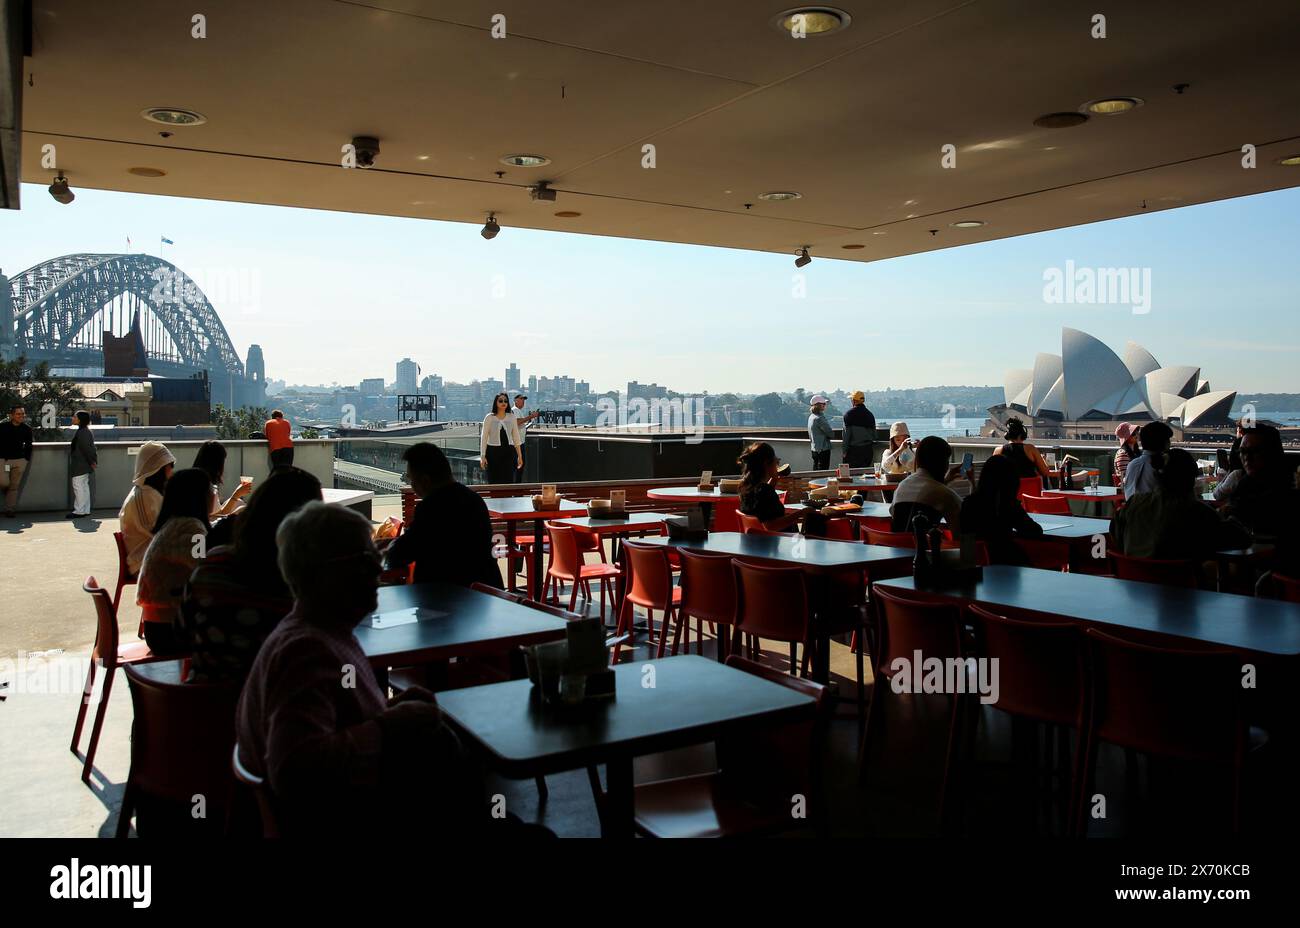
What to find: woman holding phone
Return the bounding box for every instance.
[480,392,523,484]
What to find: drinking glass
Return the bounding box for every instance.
[1089,473,1099,491]
[873,463,882,481]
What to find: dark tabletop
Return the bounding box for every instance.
[1028,513,1113,538]
[435,655,816,777]
[555,511,674,532]
[878,566,1300,656]
[353,582,568,664]
[809,477,899,492]
[637,531,912,570]
[485,496,585,518]
[1044,486,1122,499]
[842,502,894,519]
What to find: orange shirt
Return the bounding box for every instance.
[265,417,292,451]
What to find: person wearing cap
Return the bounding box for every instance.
[511,393,539,483]
[882,421,916,475]
[1112,422,1140,486]
[842,391,876,469]
[808,395,833,471]
[118,440,176,574]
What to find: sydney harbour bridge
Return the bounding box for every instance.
[0,253,265,410]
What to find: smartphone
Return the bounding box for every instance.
[961,452,974,479]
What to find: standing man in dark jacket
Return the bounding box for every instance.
[382,442,502,588]
[842,391,876,469]
[68,410,97,519]
[0,404,34,517]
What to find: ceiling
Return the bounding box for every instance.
[13,0,1300,262]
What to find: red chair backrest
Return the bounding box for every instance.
[123,661,239,815]
[811,518,855,541]
[865,528,916,548]
[871,586,964,679]
[1111,552,1199,589]
[1084,627,1245,763]
[678,549,738,627]
[1017,477,1043,500]
[83,577,119,666]
[717,655,828,806]
[470,581,526,603]
[1271,573,1300,603]
[737,511,777,536]
[733,560,809,644]
[545,522,583,580]
[114,530,136,581]
[1021,494,1072,515]
[711,499,741,533]
[622,541,675,608]
[857,515,893,533]
[968,604,1085,728]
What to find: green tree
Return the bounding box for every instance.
[0,356,84,439]
[751,392,784,425]
[212,404,271,440]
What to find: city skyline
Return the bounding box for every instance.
[3,182,1298,394]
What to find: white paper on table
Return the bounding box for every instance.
[364,607,449,629]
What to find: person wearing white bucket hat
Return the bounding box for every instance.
[882,421,916,475]
[118,440,176,574]
[808,394,833,471]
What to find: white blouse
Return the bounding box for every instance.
[480,413,522,455]
[119,485,164,574]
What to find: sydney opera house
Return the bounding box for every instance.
[986,328,1237,441]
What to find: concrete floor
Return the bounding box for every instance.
[2,501,1290,837]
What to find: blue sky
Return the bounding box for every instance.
[3,182,1298,394]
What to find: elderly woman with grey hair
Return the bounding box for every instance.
[235,501,482,837]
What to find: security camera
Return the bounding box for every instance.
[528,181,557,202]
[351,136,381,169]
[481,214,500,240]
[49,174,75,205]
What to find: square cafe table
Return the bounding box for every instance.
[637,533,914,682]
[435,655,817,837]
[485,496,586,599]
[1044,485,1122,518]
[352,582,568,684]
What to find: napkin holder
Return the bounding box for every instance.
[717,478,742,494]
[586,498,625,519]
[665,512,707,541]
[523,617,616,706]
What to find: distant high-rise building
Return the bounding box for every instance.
[628,381,668,401]
[505,362,521,392]
[421,373,443,394]
[576,381,590,397]
[528,374,538,395]
[359,377,385,396]
[396,357,418,394]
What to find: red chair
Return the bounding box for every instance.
[1076,628,1249,835]
[1022,494,1072,515]
[1111,552,1199,589]
[968,605,1087,834]
[616,541,682,661]
[118,661,239,836]
[865,527,918,548]
[711,498,741,533]
[232,744,280,838]
[1270,573,1300,602]
[737,512,788,536]
[733,560,811,676]
[542,522,620,621]
[810,517,856,541]
[630,655,830,837]
[858,586,967,830]
[111,530,137,615]
[1017,476,1044,500]
[71,577,166,783]
[676,549,738,660]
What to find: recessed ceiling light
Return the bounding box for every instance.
[416,155,430,161]
[1033,112,1088,129]
[841,244,865,250]
[500,154,551,167]
[554,211,582,218]
[772,7,851,36]
[758,191,802,201]
[951,220,986,229]
[1277,154,1300,166]
[1083,97,1143,115]
[128,167,166,178]
[140,107,207,127]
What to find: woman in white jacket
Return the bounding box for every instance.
[480,393,523,484]
[881,421,916,475]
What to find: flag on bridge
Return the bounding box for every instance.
[161,235,175,245]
